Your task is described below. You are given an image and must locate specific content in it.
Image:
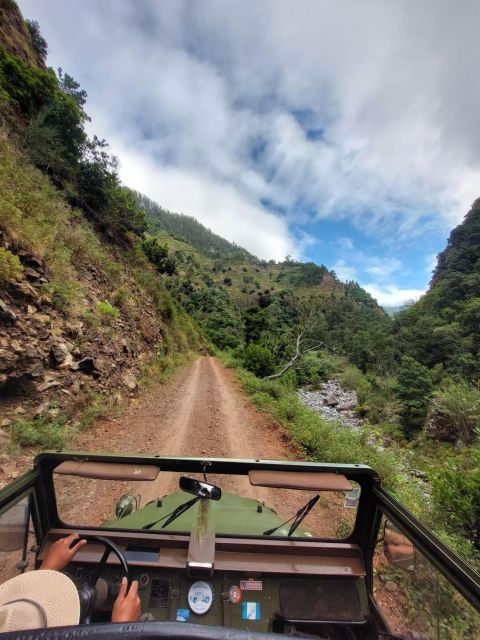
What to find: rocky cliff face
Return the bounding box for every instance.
[0,1,42,67]
[0,233,164,436]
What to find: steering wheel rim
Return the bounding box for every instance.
[77,535,130,624]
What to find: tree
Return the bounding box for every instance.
[25,20,47,64]
[244,344,275,377]
[142,237,177,275]
[263,295,330,380]
[396,356,433,436]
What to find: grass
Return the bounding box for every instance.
[10,416,72,449]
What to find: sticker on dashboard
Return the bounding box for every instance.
[176,608,190,622]
[240,579,263,591]
[242,602,261,620]
[229,585,242,604]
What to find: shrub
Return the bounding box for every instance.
[0,247,22,283]
[96,301,120,322]
[243,343,275,377]
[432,381,480,443]
[11,416,70,449]
[432,445,480,547]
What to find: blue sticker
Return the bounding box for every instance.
[242,602,261,620]
[176,608,190,622]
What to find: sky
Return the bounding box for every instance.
[18,1,480,307]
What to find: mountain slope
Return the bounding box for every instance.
[395,199,480,378]
[136,192,259,264]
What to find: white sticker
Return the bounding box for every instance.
[240,580,263,591]
[188,581,213,615]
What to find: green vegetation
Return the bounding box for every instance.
[11,416,70,449]
[396,356,433,436]
[0,246,22,282]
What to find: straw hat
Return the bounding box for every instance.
[0,570,80,632]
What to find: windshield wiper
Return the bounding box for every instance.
[142,496,200,530]
[263,495,320,536]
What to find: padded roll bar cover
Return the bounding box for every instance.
[249,470,352,491]
[0,622,287,640]
[53,461,160,481]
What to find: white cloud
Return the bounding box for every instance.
[332,260,357,282]
[17,0,480,268]
[363,283,425,307]
[426,253,438,276]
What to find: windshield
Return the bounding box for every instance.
[53,469,360,539]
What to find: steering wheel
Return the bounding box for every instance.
[76,535,130,624]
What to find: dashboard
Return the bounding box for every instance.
[44,531,371,636]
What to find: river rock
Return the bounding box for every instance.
[298,380,363,430]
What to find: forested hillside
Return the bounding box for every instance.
[395,199,480,380]
[136,192,258,263]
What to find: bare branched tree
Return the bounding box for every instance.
[263,295,332,380]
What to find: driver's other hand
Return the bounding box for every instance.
[112,578,141,623]
[41,533,87,571]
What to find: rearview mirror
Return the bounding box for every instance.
[179,477,221,501]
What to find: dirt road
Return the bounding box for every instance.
[53,356,352,537]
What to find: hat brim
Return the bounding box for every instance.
[0,570,80,628]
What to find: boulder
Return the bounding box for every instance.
[337,400,357,412]
[75,357,95,374]
[122,372,137,391]
[0,300,16,323]
[0,418,12,428]
[50,341,71,367]
[0,429,10,446]
[13,405,26,415]
[424,399,458,443]
[324,394,339,407]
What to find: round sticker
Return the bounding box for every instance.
[188,581,213,615]
[229,585,242,604]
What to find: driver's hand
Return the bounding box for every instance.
[41,533,87,571]
[112,577,141,622]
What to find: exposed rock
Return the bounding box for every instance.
[49,341,70,367]
[325,395,338,407]
[9,280,39,300]
[0,429,9,446]
[385,581,398,593]
[69,381,81,394]
[13,406,26,415]
[0,300,17,323]
[24,267,41,281]
[37,379,61,392]
[76,357,95,374]
[28,363,45,378]
[0,419,12,428]
[33,314,51,324]
[298,381,363,430]
[424,399,458,443]
[337,400,357,412]
[27,305,36,315]
[122,372,137,391]
[34,402,50,417]
[58,353,74,369]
